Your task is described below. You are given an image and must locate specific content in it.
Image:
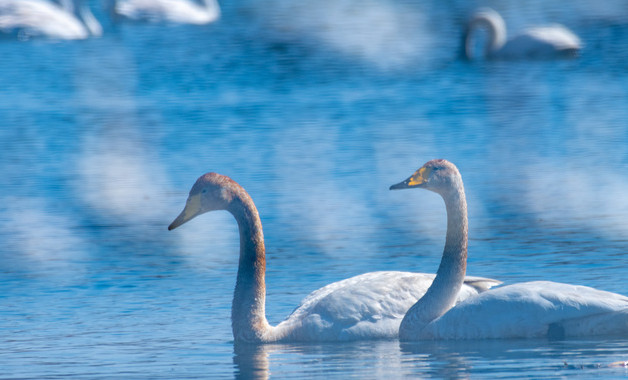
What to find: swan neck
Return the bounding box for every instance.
[79,4,103,36]
[444,189,467,258]
[400,183,468,340]
[229,194,271,342]
[466,11,507,57]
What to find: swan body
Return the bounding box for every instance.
[391,159,628,341]
[271,271,498,342]
[168,172,500,343]
[0,0,101,40]
[418,281,628,340]
[112,0,220,24]
[463,8,581,60]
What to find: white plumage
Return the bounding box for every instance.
[393,160,628,341]
[418,281,628,340]
[271,272,498,342]
[463,8,581,60]
[0,0,100,40]
[168,172,500,343]
[112,0,220,25]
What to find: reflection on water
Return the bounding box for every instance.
[232,338,628,379]
[234,343,270,380]
[234,340,408,380]
[400,338,628,379]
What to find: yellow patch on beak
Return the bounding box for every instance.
[168,193,202,230]
[407,167,432,186]
[390,166,432,190]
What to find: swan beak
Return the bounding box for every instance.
[389,167,431,190]
[168,193,202,230]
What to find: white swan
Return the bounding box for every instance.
[111,0,220,25]
[168,172,501,343]
[0,0,101,40]
[463,7,581,60]
[391,159,628,340]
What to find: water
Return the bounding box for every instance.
[1,0,628,378]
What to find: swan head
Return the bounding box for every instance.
[168,172,240,230]
[389,159,462,195]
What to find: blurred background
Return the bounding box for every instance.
[1,0,628,378]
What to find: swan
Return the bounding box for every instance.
[111,0,220,25]
[391,159,628,340]
[168,172,501,343]
[0,0,101,40]
[462,7,581,60]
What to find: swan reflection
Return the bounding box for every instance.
[233,340,406,380]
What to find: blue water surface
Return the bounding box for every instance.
[1,0,628,378]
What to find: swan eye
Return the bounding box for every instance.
[202,189,207,194]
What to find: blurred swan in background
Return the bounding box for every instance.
[110,0,220,25]
[463,7,581,60]
[0,0,101,40]
[168,172,500,343]
[391,159,628,341]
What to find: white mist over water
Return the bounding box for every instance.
[78,128,171,222]
[72,39,239,266]
[249,0,436,69]
[0,196,90,275]
[523,160,628,239]
[2,0,628,378]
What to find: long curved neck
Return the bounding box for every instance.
[400,183,468,340]
[228,194,271,342]
[465,12,507,58]
[78,3,103,36]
